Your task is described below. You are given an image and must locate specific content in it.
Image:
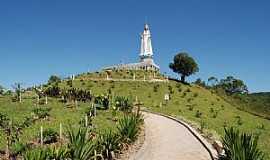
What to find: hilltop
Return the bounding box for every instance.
[58,70,270,158]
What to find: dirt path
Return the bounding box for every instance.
[129,112,214,160]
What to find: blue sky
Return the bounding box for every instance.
[0,0,269,92]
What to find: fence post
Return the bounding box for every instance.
[85,115,88,127]
[45,96,48,105]
[59,123,63,140]
[40,126,43,145]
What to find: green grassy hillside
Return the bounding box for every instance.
[0,95,123,149]
[217,91,270,120]
[63,70,270,158]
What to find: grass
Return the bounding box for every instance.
[0,95,123,149]
[1,70,270,158]
[66,70,270,158]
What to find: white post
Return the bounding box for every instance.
[94,104,96,117]
[85,115,88,127]
[106,73,109,80]
[45,96,48,105]
[37,95,39,105]
[59,123,62,140]
[40,126,43,145]
[19,91,22,103]
[133,74,136,81]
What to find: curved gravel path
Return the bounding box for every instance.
[129,112,214,160]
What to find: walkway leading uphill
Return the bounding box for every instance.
[130,112,217,160]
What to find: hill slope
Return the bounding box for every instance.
[61,70,270,158]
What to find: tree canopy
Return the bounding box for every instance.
[48,75,61,85]
[169,52,199,83]
[218,76,248,94]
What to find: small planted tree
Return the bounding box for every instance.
[169,52,199,83]
[220,127,265,160]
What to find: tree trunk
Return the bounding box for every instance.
[181,75,185,83]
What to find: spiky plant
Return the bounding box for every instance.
[97,130,121,159]
[23,147,48,160]
[220,127,265,160]
[66,125,97,160]
[117,113,142,143]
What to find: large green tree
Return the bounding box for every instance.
[218,76,248,94]
[48,75,61,85]
[169,52,199,83]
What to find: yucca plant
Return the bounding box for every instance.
[47,146,69,160]
[220,127,265,160]
[23,147,49,160]
[66,125,98,160]
[117,113,142,143]
[97,130,121,159]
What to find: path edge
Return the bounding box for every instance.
[142,110,218,160]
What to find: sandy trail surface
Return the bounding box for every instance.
[129,112,212,160]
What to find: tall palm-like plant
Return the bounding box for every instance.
[97,130,120,159]
[220,127,265,160]
[66,125,98,160]
[117,113,142,143]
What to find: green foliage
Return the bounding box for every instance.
[218,76,248,94]
[66,125,97,160]
[97,130,120,159]
[169,52,199,82]
[114,96,133,112]
[39,128,58,144]
[195,110,202,118]
[23,147,49,160]
[94,95,109,110]
[48,75,61,85]
[32,107,51,119]
[0,85,5,95]
[10,141,27,156]
[117,113,142,143]
[220,127,265,160]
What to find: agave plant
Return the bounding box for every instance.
[117,113,142,143]
[23,147,49,160]
[66,125,98,160]
[220,127,265,160]
[97,130,121,159]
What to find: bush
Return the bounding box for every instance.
[220,127,265,160]
[39,128,58,144]
[195,110,202,118]
[94,95,110,110]
[97,130,120,159]
[32,107,51,119]
[66,126,97,160]
[117,113,143,143]
[114,96,133,112]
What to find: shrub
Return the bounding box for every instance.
[66,126,97,160]
[117,113,142,143]
[193,92,199,97]
[39,128,58,144]
[32,107,51,119]
[187,105,194,111]
[195,110,202,118]
[153,84,159,92]
[235,116,243,126]
[220,127,265,160]
[97,130,120,159]
[94,95,110,110]
[114,96,133,112]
